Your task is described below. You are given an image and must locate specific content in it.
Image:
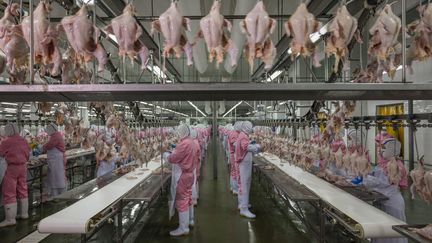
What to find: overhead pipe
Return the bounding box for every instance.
[223,0,256,74]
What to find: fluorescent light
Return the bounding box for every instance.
[21,109,31,113]
[187,101,206,117]
[266,106,272,109]
[266,70,283,82]
[113,104,122,107]
[147,65,167,80]
[108,34,118,44]
[223,101,243,117]
[310,24,328,43]
[4,108,16,112]
[1,102,18,106]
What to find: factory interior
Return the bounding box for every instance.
[1,0,432,242]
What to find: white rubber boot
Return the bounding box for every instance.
[189,205,195,227]
[240,208,256,219]
[0,203,17,227]
[169,211,190,236]
[17,198,29,219]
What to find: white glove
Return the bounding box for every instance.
[163,152,171,161]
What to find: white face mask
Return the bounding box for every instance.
[381,140,399,159]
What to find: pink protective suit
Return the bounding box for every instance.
[192,138,201,180]
[235,131,250,193]
[0,135,29,204]
[228,130,239,182]
[167,137,197,212]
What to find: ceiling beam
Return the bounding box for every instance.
[2,83,432,102]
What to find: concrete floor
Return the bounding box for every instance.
[0,141,431,243]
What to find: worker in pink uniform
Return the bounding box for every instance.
[163,124,197,236]
[43,123,67,200]
[228,121,242,194]
[0,123,30,227]
[235,121,261,219]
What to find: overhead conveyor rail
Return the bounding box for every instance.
[2,83,432,102]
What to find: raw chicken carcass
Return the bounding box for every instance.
[410,224,432,240]
[21,1,62,76]
[368,4,401,61]
[104,4,149,70]
[326,5,359,72]
[409,156,427,200]
[335,147,344,169]
[58,5,107,72]
[425,171,432,203]
[151,1,193,68]
[0,4,29,78]
[37,102,53,114]
[240,1,277,72]
[285,3,321,67]
[61,48,92,84]
[196,0,237,69]
[355,151,370,176]
[386,157,401,185]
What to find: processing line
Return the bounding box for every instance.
[257,152,405,240]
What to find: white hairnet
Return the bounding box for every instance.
[4,123,19,137]
[46,123,58,135]
[190,129,198,139]
[20,129,30,137]
[382,138,401,159]
[234,121,243,131]
[176,124,190,139]
[347,129,365,146]
[241,121,253,134]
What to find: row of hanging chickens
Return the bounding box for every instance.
[410,156,432,204]
[354,3,432,83]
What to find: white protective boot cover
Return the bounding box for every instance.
[17,198,29,219]
[240,208,256,219]
[169,211,190,236]
[189,205,195,227]
[0,203,17,227]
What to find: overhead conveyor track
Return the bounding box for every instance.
[2,83,432,102]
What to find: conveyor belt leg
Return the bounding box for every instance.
[319,201,325,243]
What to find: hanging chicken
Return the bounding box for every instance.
[196,0,237,69]
[406,3,432,73]
[285,3,321,67]
[104,3,149,70]
[240,1,277,73]
[21,1,62,76]
[0,3,29,84]
[57,5,107,72]
[151,1,194,71]
[368,4,401,63]
[326,4,359,73]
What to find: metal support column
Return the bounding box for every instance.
[29,0,34,84]
[212,101,218,180]
[408,100,414,173]
[401,0,407,83]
